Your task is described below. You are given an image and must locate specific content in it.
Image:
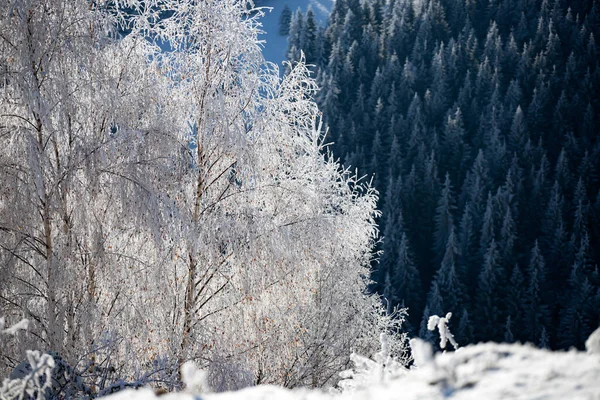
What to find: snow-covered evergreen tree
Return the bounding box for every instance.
[279,5,292,36]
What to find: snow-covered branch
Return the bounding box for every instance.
[428,313,459,351]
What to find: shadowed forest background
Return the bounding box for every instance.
[285,0,600,350]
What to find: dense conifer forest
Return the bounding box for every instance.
[287,0,600,349]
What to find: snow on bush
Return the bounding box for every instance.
[2,331,598,400]
[0,318,29,336]
[0,351,54,400]
[336,333,407,393]
[180,362,210,395]
[408,338,434,368]
[427,313,459,350]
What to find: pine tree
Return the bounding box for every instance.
[434,173,456,263]
[419,305,436,344]
[434,226,465,314]
[479,192,496,260]
[287,9,305,63]
[475,239,503,341]
[393,232,423,330]
[457,308,474,344]
[525,241,550,342]
[460,150,489,212]
[442,107,469,181]
[279,5,292,36]
[506,264,527,341]
[303,7,320,64]
[458,201,477,282]
[499,208,517,266]
[554,148,572,192]
[509,106,527,153]
[572,177,590,242]
[538,326,550,348]
[558,262,595,349]
[425,280,445,318]
[542,180,565,248]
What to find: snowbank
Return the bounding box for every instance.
[104,339,600,400]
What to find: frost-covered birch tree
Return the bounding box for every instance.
[0,0,182,367]
[0,0,405,390]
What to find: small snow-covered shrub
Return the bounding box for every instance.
[428,313,459,351]
[5,351,93,399]
[181,361,211,394]
[0,351,54,400]
[0,319,58,400]
[336,333,408,393]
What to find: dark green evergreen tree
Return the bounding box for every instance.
[434,173,456,263]
[475,239,503,341]
[279,4,292,36]
[525,241,550,341]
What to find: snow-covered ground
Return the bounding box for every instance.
[256,0,333,68]
[104,337,600,400]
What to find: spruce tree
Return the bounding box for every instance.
[279,4,292,36]
[506,264,527,341]
[434,173,456,263]
[434,226,465,314]
[475,239,502,341]
[525,241,550,342]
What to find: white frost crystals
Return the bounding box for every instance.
[0,0,405,390]
[0,318,29,336]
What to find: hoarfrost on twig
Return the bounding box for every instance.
[1,318,29,335]
[428,312,459,350]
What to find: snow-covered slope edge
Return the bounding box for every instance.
[104,337,600,400]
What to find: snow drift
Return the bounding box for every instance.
[103,333,600,400]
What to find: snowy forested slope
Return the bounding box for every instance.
[286,0,600,351]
